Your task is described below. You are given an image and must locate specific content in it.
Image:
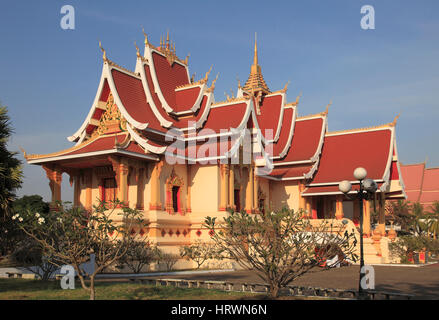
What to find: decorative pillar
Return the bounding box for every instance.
[149,161,164,210]
[245,165,254,214]
[298,182,306,212]
[363,199,371,236]
[118,159,129,207]
[219,164,229,211]
[43,165,63,211]
[253,175,259,213]
[229,165,234,210]
[186,165,192,213]
[136,167,145,210]
[73,176,81,208]
[378,192,386,235]
[84,169,93,211]
[335,195,344,220]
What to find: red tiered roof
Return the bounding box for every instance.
[278,116,325,164]
[255,93,284,141]
[310,128,392,185]
[400,163,439,209]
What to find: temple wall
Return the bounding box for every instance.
[269,180,300,212]
[190,164,219,214]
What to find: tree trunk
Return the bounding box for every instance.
[89,276,95,300]
[269,283,280,299]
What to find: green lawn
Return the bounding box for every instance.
[0,278,262,300]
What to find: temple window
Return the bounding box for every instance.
[165,169,184,214]
[172,186,180,213]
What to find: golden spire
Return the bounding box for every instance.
[99,41,108,62]
[203,65,213,83]
[390,113,401,127]
[243,33,270,95]
[142,27,149,46]
[322,100,332,115]
[253,32,258,66]
[134,41,140,58]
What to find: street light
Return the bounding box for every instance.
[338,167,378,298]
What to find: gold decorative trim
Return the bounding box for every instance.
[92,93,127,137]
[211,96,250,106]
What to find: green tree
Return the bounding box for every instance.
[426,201,439,239]
[0,105,22,220]
[118,241,158,273]
[180,240,218,269]
[13,195,50,215]
[205,208,358,298]
[13,200,146,300]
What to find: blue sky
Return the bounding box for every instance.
[1,1,438,202]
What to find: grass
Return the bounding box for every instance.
[0,278,261,300]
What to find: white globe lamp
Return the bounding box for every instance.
[353,167,367,180]
[338,180,352,194]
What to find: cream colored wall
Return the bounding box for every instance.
[190,164,219,214]
[269,180,300,212]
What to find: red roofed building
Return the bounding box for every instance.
[23,32,406,266]
[400,163,439,210]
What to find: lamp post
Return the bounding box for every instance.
[338,167,378,299]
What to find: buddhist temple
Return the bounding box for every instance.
[23,32,406,266]
[400,162,439,211]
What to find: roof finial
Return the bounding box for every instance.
[237,76,242,89]
[391,113,400,127]
[142,27,149,46]
[99,41,108,62]
[19,147,27,160]
[184,53,190,64]
[203,65,213,82]
[323,100,332,115]
[134,41,141,58]
[282,80,290,93]
[166,29,170,49]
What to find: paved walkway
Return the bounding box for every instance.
[132,263,439,299]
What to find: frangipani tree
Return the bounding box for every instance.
[13,200,146,300]
[205,208,358,298]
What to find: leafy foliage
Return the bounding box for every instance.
[155,250,179,271]
[118,241,158,273]
[180,240,219,269]
[389,235,439,263]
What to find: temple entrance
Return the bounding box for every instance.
[234,189,240,212]
[103,178,116,202]
[172,186,180,213]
